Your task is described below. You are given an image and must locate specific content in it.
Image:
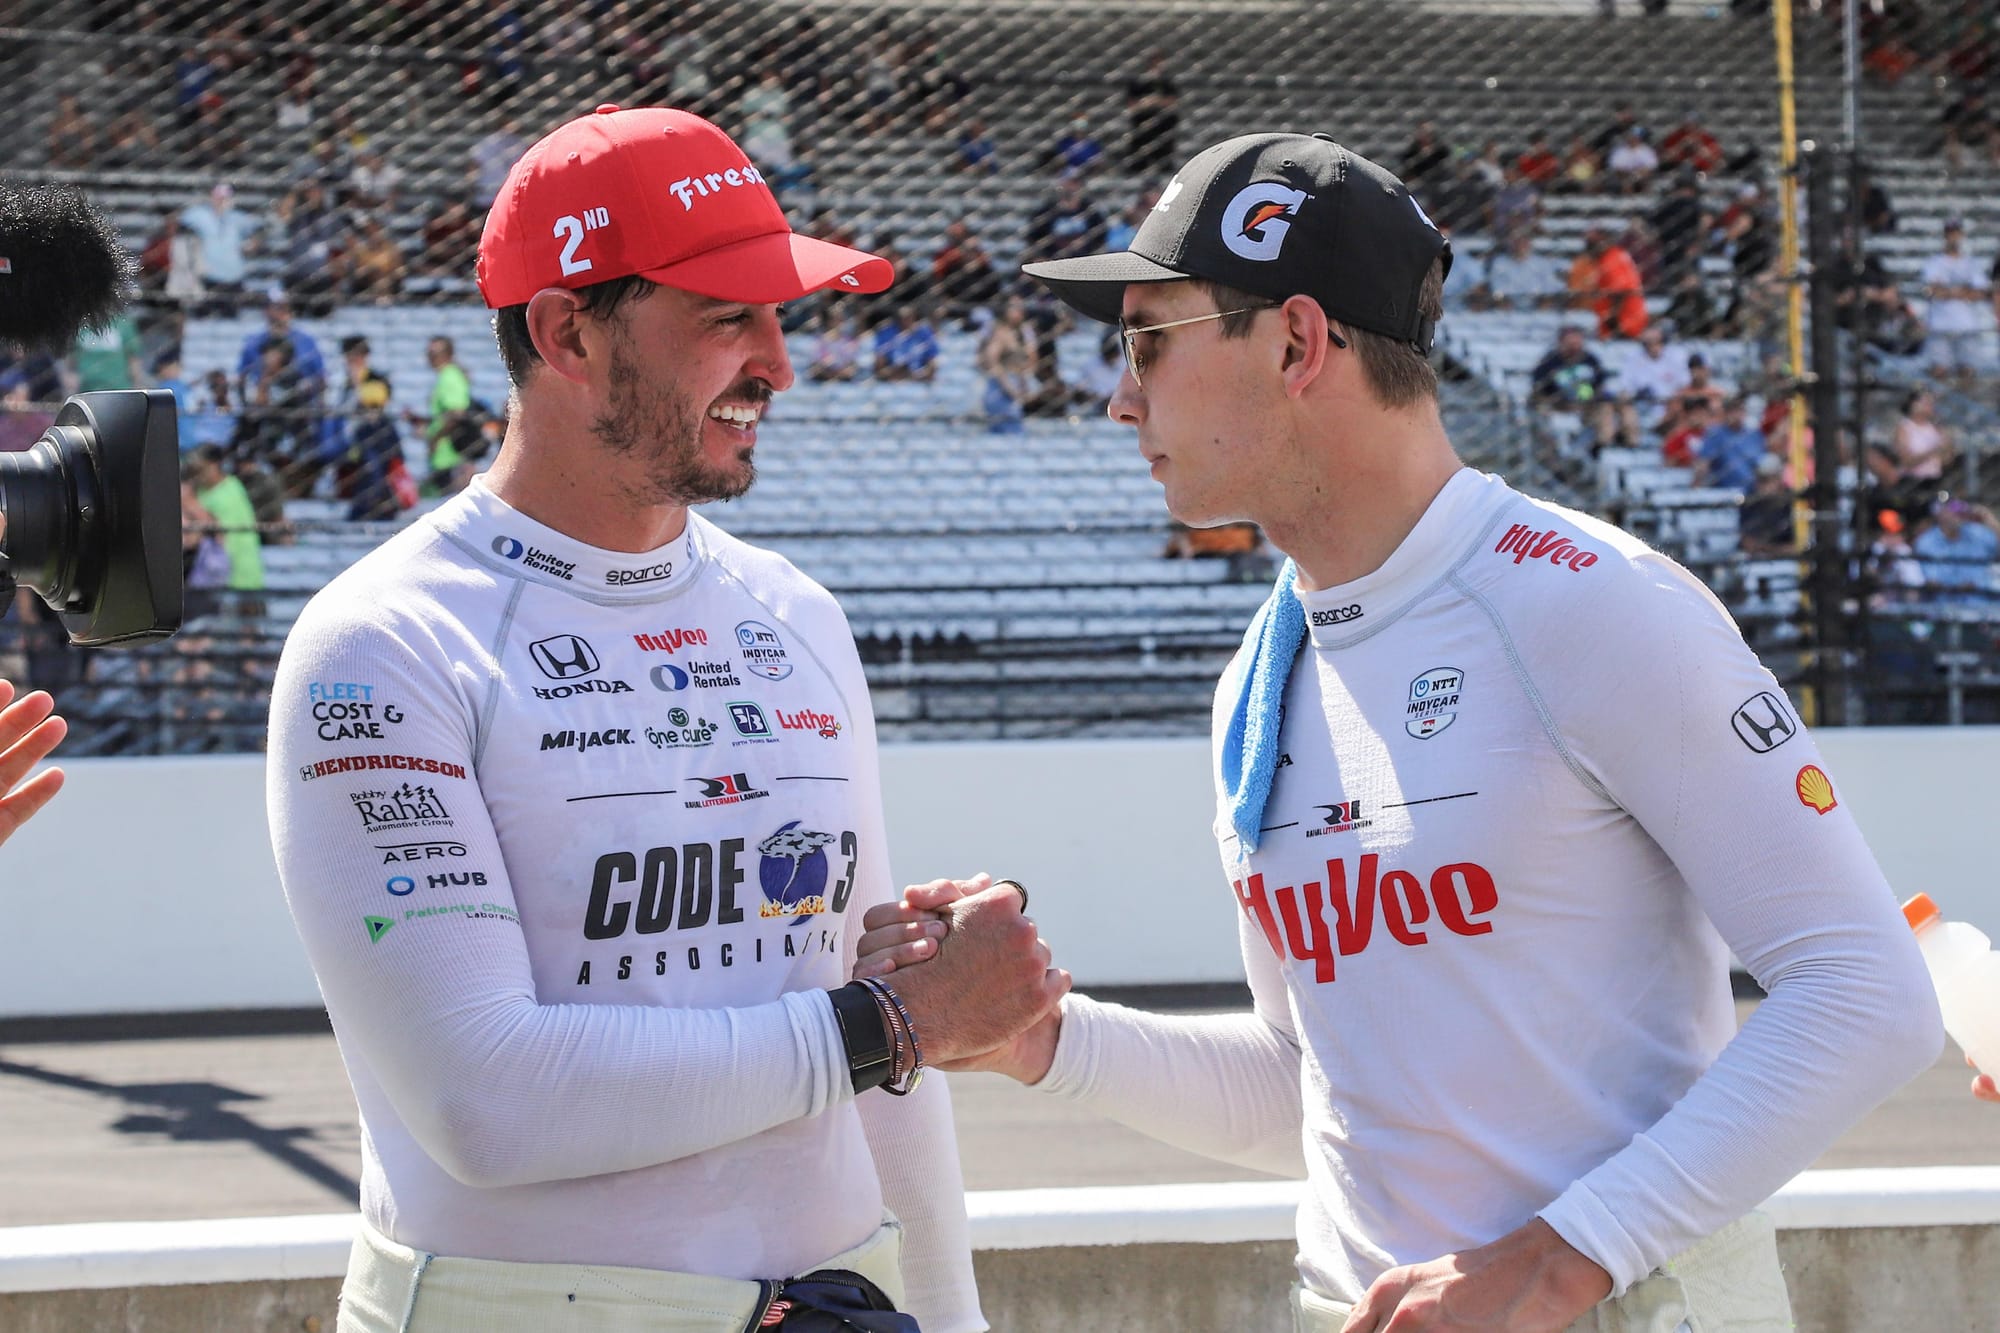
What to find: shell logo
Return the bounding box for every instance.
[1795,764,1837,815]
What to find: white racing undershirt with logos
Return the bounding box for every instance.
[267,478,981,1330]
[1039,468,1941,1302]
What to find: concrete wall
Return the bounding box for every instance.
[2,729,1997,1017]
[4,1174,1999,1332]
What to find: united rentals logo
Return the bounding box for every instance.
[492,535,577,582]
[649,660,741,691]
[633,629,710,653]
[1731,691,1797,754]
[735,621,793,681]
[1404,667,1462,740]
[775,707,842,740]
[351,783,452,834]
[1307,799,1372,838]
[1310,605,1363,628]
[300,753,467,783]
[1493,523,1600,572]
[684,772,770,810]
[541,728,634,754]
[1220,183,1309,262]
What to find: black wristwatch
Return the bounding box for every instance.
[828,982,895,1093]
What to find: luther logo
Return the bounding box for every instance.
[1731,691,1797,754]
[530,635,599,681]
[1220,183,1309,262]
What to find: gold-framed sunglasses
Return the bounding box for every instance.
[1116,304,1345,386]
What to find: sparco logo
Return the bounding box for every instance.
[351,784,452,833]
[1493,523,1600,571]
[607,562,673,587]
[300,753,467,783]
[530,635,600,680]
[1310,605,1363,628]
[492,535,577,582]
[541,728,634,753]
[1731,691,1797,754]
[634,629,710,652]
[1235,854,1499,984]
[668,164,767,211]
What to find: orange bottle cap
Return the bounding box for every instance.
[1903,893,1941,932]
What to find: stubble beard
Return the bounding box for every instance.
[592,339,758,508]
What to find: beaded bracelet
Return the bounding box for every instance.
[860,977,925,1096]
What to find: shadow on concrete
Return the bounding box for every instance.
[0,1057,359,1203]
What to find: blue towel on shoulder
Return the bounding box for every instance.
[1219,559,1304,853]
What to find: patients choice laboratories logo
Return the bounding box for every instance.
[1405,667,1462,740]
[1221,183,1310,262]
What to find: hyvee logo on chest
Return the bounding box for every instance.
[1236,854,1499,984]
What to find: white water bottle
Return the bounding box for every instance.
[1903,893,2000,1080]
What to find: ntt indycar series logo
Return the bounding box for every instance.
[492,535,577,582]
[735,621,793,680]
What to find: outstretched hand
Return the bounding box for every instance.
[0,679,65,848]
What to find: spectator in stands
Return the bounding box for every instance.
[1516,132,1561,189]
[1590,102,1643,163]
[70,304,143,393]
[1400,120,1452,190]
[1660,397,1713,469]
[1857,167,1897,234]
[1664,268,1719,339]
[1940,85,2000,172]
[1738,456,1798,557]
[341,377,405,521]
[183,369,239,451]
[1530,324,1616,452]
[178,183,259,313]
[873,306,941,383]
[188,444,264,600]
[1026,176,1107,265]
[1922,219,1991,385]
[1617,324,1691,436]
[347,215,407,303]
[1696,396,1766,492]
[1579,226,1649,339]
[237,295,327,409]
[1891,388,1957,491]
[407,336,480,493]
[419,196,481,278]
[932,222,1001,322]
[808,308,865,382]
[1864,510,1926,612]
[276,63,317,133]
[978,297,1033,433]
[1659,111,1724,177]
[1469,140,1508,195]
[46,93,96,168]
[1607,127,1660,194]
[1125,50,1180,173]
[1476,229,1566,310]
[1105,190,1153,254]
[234,446,291,543]
[471,118,527,204]
[956,117,1001,175]
[1051,117,1106,178]
[100,98,160,172]
[173,45,219,131]
[275,181,349,310]
[1650,168,1707,288]
[1914,497,2000,605]
[1620,216,1663,291]
[350,150,405,212]
[1487,162,1540,247]
[909,37,972,136]
[1559,133,1603,193]
[1163,520,1272,582]
[1833,238,1924,354]
[238,338,319,490]
[1679,353,1728,415]
[1076,329,1124,414]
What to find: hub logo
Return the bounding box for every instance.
[1404,667,1462,740]
[758,822,835,918]
[728,701,776,743]
[530,635,599,680]
[493,535,577,582]
[735,621,793,681]
[684,772,769,810]
[386,875,416,897]
[427,872,488,889]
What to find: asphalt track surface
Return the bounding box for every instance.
[0,998,1993,1229]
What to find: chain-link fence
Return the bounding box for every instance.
[3,0,1999,752]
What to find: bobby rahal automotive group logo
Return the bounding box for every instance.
[351,783,453,834]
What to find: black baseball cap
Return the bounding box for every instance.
[1022,132,1452,350]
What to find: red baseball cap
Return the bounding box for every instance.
[476,104,893,308]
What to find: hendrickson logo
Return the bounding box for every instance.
[300,753,466,783]
[492,535,577,582]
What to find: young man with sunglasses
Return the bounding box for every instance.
[861,133,1941,1331]
[268,107,1065,1333]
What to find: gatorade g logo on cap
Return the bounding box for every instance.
[1221,184,1310,262]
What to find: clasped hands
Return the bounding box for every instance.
[852,873,1067,1083]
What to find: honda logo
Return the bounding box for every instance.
[1731,691,1796,753]
[530,634,600,681]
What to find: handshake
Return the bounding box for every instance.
[851,873,1070,1085]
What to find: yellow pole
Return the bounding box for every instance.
[1772,0,1816,723]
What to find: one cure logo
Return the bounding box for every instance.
[1234,854,1499,983]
